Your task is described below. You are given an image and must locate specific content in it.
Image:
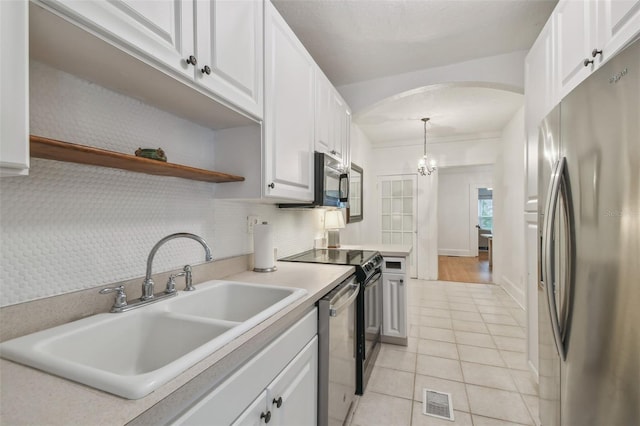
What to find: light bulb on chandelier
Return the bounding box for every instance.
[418,117,437,176]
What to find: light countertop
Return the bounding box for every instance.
[0,262,354,425]
[340,244,412,257]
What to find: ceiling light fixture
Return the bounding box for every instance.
[418,117,437,176]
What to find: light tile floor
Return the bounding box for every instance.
[350,279,540,426]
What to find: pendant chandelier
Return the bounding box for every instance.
[418,117,437,176]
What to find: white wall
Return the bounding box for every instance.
[0,62,323,307]
[493,106,526,307]
[338,51,526,114]
[437,165,494,256]
[341,124,376,245]
[370,137,498,280]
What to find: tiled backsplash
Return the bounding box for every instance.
[0,62,323,307]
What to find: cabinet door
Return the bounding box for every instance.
[382,273,407,339]
[232,390,268,426]
[264,0,315,201]
[315,69,332,155]
[195,0,263,119]
[268,337,318,426]
[599,0,640,62]
[0,0,29,177]
[342,107,352,170]
[524,18,555,212]
[329,91,346,161]
[556,0,597,98]
[43,0,194,79]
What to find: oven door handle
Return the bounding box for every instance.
[329,283,360,317]
[364,270,382,288]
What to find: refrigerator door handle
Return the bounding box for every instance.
[542,157,567,360]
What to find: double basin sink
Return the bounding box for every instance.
[0,281,306,399]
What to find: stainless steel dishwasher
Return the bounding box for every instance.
[318,274,359,426]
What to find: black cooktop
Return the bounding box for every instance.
[279,248,379,267]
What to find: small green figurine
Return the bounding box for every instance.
[135,148,167,162]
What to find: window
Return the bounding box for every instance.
[478,198,493,230]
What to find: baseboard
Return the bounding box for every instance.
[438,249,474,257]
[381,335,408,346]
[499,275,525,309]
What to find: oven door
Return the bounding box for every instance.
[362,269,382,389]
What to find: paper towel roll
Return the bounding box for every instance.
[254,222,276,272]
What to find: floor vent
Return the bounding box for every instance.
[422,388,454,421]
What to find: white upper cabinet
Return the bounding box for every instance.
[556,0,595,97]
[315,67,351,167]
[194,0,263,119]
[41,0,195,79]
[1,0,29,177]
[314,69,332,156]
[556,0,640,98]
[38,0,263,120]
[263,0,315,201]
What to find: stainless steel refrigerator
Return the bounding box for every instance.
[538,38,639,426]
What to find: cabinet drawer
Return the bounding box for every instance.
[382,257,406,274]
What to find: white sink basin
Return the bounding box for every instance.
[0,280,306,399]
[167,281,306,322]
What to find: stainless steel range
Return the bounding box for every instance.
[279,249,384,395]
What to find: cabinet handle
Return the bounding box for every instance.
[273,396,283,408]
[201,65,211,75]
[267,182,275,189]
[186,55,198,66]
[400,279,404,283]
[583,58,594,67]
[260,411,271,423]
[592,48,603,58]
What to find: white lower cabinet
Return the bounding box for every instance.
[381,256,408,343]
[172,308,317,426]
[382,273,407,340]
[242,338,317,426]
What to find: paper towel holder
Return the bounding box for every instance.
[253,221,278,273]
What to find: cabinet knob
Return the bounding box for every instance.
[260,411,271,423]
[201,65,211,75]
[583,58,594,67]
[592,48,603,58]
[273,396,283,408]
[400,279,404,283]
[268,182,275,189]
[186,55,198,66]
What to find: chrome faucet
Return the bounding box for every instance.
[100,233,213,313]
[142,233,213,300]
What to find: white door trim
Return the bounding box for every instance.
[469,183,492,257]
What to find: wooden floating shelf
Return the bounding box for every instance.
[30,135,245,183]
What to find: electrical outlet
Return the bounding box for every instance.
[247,216,260,233]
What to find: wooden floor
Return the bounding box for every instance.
[438,251,493,284]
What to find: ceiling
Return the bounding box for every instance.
[272,0,557,87]
[272,0,556,146]
[356,83,524,145]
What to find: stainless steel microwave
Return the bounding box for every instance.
[279,152,349,208]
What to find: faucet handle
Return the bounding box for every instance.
[183,265,196,291]
[165,272,186,294]
[99,285,128,310]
